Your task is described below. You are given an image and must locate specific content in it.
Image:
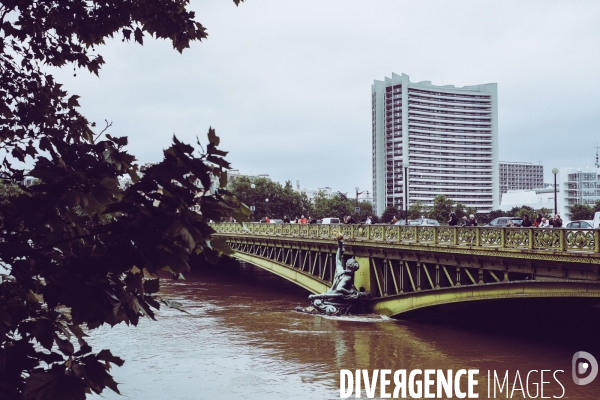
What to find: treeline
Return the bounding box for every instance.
[229,177,373,221]
[379,195,557,224]
[228,181,575,225]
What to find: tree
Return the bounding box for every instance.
[381,205,399,223]
[229,177,311,220]
[593,200,600,214]
[408,201,427,220]
[569,204,594,221]
[0,1,247,398]
[428,195,454,222]
[312,192,353,220]
[357,200,373,222]
[510,205,536,220]
[537,207,553,219]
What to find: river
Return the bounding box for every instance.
[88,261,600,399]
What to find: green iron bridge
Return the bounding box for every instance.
[211,223,600,317]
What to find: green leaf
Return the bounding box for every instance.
[143,278,160,294]
[67,95,80,108]
[54,333,74,356]
[96,349,125,367]
[134,27,144,45]
[23,372,87,400]
[207,127,220,146]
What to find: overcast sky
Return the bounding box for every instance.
[51,0,600,196]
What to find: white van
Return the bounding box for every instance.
[593,212,600,228]
[321,218,341,224]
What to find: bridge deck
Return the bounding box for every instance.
[213,223,600,258]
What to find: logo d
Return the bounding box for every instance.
[572,351,598,385]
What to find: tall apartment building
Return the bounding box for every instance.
[499,161,544,201]
[371,73,498,215]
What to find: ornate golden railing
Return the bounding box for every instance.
[212,223,600,253]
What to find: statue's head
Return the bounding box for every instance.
[346,258,359,272]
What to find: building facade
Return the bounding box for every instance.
[499,161,544,201]
[499,167,600,221]
[299,187,334,202]
[227,170,271,186]
[559,167,600,218]
[371,73,498,215]
[499,188,556,213]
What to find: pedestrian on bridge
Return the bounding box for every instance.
[283,215,290,223]
[469,214,477,226]
[461,216,471,227]
[448,212,458,226]
[521,214,532,227]
[553,214,563,227]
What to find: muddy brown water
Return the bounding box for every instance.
[88,262,600,399]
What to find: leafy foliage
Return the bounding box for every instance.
[569,204,594,221]
[229,179,374,222]
[312,191,354,220]
[427,195,454,222]
[356,200,373,221]
[229,177,311,220]
[0,0,246,398]
[0,180,25,205]
[407,201,428,220]
[381,205,400,223]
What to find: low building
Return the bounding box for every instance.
[499,188,556,213]
[300,187,334,202]
[227,170,271,186]
[499,161,543,202]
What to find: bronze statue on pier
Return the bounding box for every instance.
[296,235,369,316]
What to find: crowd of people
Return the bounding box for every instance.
[276,215,318,224]
[523,213,563,228]
[247,213,565,227]
[257,215,376,224]
[447,213,479,226]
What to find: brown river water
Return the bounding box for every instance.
[88,261,600,400]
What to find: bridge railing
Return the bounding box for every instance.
[211,223,600,253]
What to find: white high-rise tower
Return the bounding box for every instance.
[371,73,498,216]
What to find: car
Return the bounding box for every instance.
[565,220,593,229]
[407,219,440,226]
[393,220,406,225]
[269,219,283,224]
[321,218,341,224]
[487,217,524,227]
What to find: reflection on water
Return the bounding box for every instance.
[89,261,600,399]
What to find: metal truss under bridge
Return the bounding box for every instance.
[211,223,600,317]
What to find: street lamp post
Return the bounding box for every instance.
[355,187,369,220]
[250,183,256,221]
[402,162,410,224]
[552,168,559,215]
[265,198,269,219]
